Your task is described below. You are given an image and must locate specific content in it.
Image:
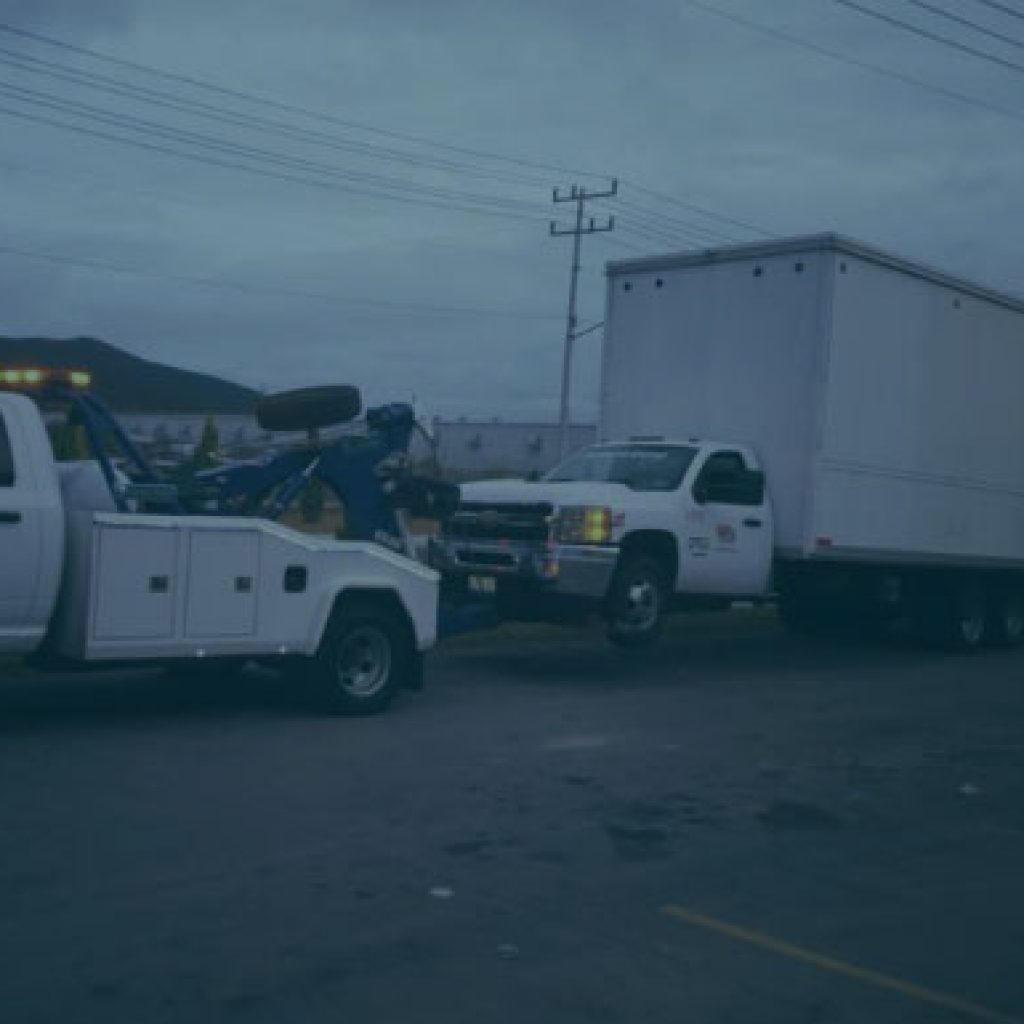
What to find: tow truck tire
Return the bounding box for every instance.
[312,601,412,715]
[256,385,362,432]
[606,554,667,648]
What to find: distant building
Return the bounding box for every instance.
[118,413,268,462]
[424,419,596,477]
[116,411,596,478]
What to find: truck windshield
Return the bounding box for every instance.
[544,444,698,491]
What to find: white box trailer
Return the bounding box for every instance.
[598,233,1024,646]
[601,233,1024,569]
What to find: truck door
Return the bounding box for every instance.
[0,406,45,651]
[679,449,773,597]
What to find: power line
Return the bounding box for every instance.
[0,46,555,190]
[902,0,1024,50]
[610,198,742,243]
[622,178,772,236]
[2,46,736,244]
[0,78,548,217]
[0,100,551,224]
[835,0,1024,76]
[0,21,609,185]
[678,0,1024,126]
[612,217,715,250]
[0,19,768,248]
[966,0,1024,23]
[0,243,563,321]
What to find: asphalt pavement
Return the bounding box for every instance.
[1,615,1022,1023]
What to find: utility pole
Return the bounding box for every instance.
[550,178,617,459]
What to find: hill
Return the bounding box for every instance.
[0,336,258,413]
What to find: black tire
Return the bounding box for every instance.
[777,584,829,636]
[256,385,362,432]
[310,601,413,715]
[605,554,667,648]
[911,578,987,652]
[989,587,1024,648]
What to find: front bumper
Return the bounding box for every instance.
[435,537,619,602]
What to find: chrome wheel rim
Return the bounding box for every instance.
[335,626,391,697]
[621,577,659,632]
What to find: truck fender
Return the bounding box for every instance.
[613,530,680,594]
[305,580,418,656]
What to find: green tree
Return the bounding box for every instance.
[192,415,220,471]
[48,420,89,461]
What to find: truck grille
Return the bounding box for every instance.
[445,501,553,543]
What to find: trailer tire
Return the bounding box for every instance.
[606,554,666,648]
[311,601,412,715]
[912,577,987,652]
[989,587,1024,648]
[256,385,362,432]
[777,584,829,636]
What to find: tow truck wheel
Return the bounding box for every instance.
[606,554,666,648]
[313,601,411,715]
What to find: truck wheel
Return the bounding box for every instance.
[912,578,987,652]
[312,602,412,715]
[777,584,828,636]
[606,555,666,648]
[990,588,1024,648]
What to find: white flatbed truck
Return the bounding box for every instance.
[0,384,438,714]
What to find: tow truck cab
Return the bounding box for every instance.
[0,391,64,654]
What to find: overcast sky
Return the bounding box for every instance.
[1,0,1022,420]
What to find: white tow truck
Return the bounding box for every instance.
[440,235,1024,650]
[0,371,438,714]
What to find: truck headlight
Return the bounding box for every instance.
[555,506,613,545]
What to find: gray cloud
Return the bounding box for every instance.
[1,0,1022,421]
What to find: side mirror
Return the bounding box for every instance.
[692,480,709,505]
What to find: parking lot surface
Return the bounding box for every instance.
[1,615,1022,1023]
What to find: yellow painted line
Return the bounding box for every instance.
[661,904,1023,1024]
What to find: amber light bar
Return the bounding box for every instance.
[0,367,92,390]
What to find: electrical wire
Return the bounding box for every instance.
[0,243,564,320]
[0,103,551,225]
[0,46,556,189]
[0,78,549,217]
[0,21,609,185]
[0,19,767,241]
[622,177,772,236]
[901,0,1024,50]
[835,0,1024,76]
[611,197,742,243]
[965,0,1024,24]
[678,0,1024,126]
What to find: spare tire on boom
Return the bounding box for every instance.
[256,385,362,433]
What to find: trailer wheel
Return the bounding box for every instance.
[312,601,412,715]
[777,584,829,636]
[606,555,666,648]
[990,588,1024,648]
[912,578,987,652]
[256,385,362,432]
